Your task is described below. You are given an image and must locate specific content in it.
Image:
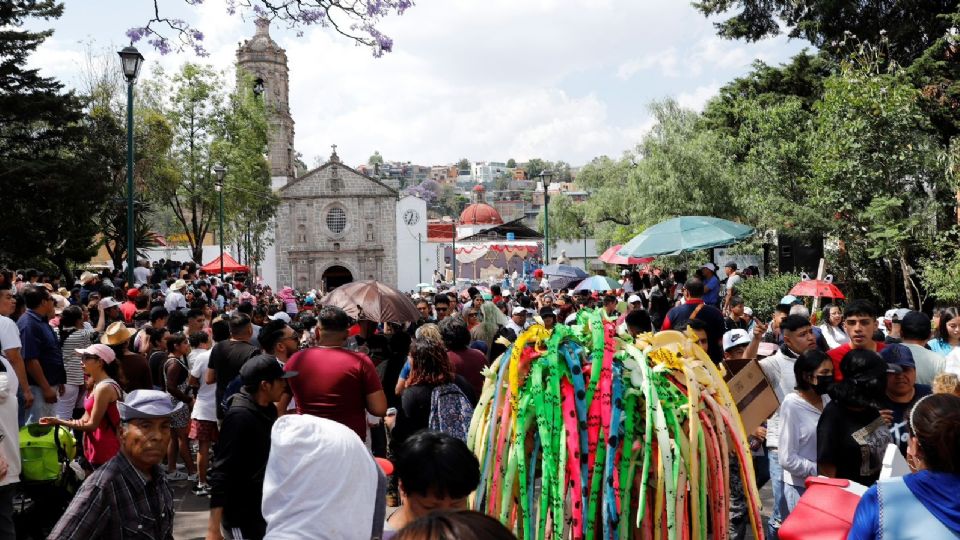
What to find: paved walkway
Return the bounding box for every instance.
[172,481,211,540]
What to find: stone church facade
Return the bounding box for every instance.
[236,20,398,290]
[275,150,398,291]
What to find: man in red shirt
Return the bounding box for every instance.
[283,306,387,440]
[438,316,486,398]
[827,299,884,380]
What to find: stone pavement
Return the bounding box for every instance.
[172,480,211,540]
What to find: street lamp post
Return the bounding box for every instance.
[213,164,226,281]
[540,171,554,265]
[118,45,144,285]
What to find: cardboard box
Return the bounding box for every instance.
[724,359,779,435]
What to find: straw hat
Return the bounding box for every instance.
[79,271,97,285]
[170,279,187,291]
[100,321,133,346]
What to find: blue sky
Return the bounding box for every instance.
[28,0,812,167]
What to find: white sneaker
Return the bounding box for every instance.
[187,472,198,483]
[165,470,187,481]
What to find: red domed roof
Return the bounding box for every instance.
[472,184,486,192]
[459,203,503,226]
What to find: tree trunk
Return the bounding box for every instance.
[899,248,917,310]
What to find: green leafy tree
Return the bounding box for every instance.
[536,193,591,242]
[811,61,945,308]
[457,158,470,172]
[0,1,114,279]
[525,158,549,179]
[506,158,516,168]
[149,64,223,262]
[368,151,384,166]
[692,0,954,66]
[213,69,275,269]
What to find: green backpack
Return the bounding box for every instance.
[19,424,77,482]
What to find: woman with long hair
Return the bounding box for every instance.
[163,333,196,481]
[848,393,960,539]
[818,303,849,349]
[39,344,123,468]
[391,338,475,449]
[779,350,833,512]
[928,307,960,357]
[395,324,444,397]
[55,306,92,421]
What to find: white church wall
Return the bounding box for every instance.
[395,195,431,293]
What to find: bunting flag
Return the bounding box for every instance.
[468,308,764,540]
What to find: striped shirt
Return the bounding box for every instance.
[58,328,93,386]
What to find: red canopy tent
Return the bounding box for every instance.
[201,253,249,274]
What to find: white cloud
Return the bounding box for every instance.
[26,0,810,167]
[676,83,722,112]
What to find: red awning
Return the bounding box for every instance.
[201,253,249,274]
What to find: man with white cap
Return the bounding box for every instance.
[505,306,528,338]
[700,263,721,309]
[50,389,181,539]
[164,279,188,314]
[98,296,123,328]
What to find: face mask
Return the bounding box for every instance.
[813,375,833,395]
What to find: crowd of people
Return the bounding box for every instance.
[0,259,959,539]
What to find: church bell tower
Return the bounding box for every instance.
[236,18,296,186]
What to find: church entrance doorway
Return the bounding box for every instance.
[322,265,353,291]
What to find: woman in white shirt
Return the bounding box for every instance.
[779,349,834,512]
[818,304,849,350]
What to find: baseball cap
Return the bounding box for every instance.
[126,288,140,299]
[880,343,915,373]
[99,296,121,309]
[240,354,298,386]
[890,308,910,322]
[701,263,717,272]
[512,306,527,316]
[538,307,556,319]
[621,269,630,276]
[743,307,753,317]
[627,294,642,304]
[722,329,751,352]
[76,344,116,364]
[268,311,292,324]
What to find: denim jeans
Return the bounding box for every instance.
[784,483,806,513]
[767,448,788,539]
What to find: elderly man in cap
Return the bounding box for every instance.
[50,389,181,539]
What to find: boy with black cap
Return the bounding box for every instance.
[207,355,296,540]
